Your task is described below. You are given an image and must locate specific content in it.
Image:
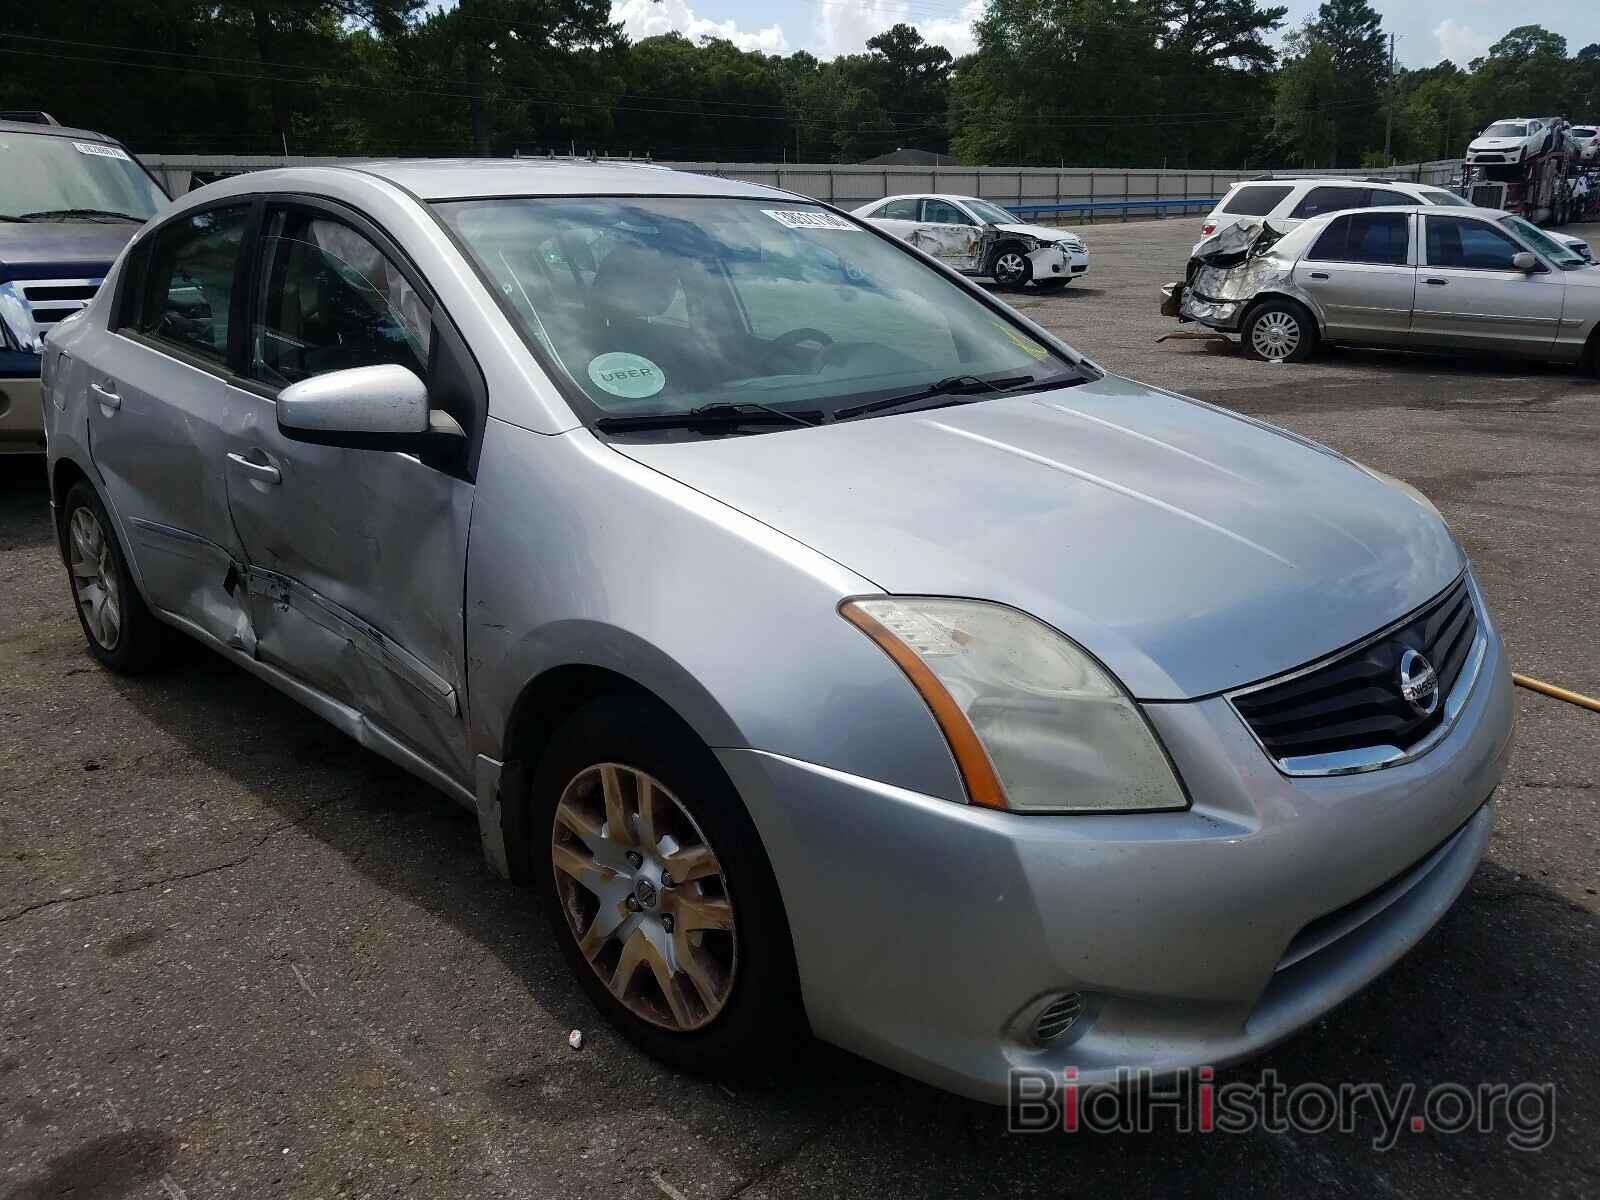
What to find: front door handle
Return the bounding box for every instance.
[226,451,281,485]
[89,381,121,409]
[1307,271,1330,280]
[1424,278,1449,286]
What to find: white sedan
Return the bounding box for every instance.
[853,194,1088,289]
[1465,118,1558,165]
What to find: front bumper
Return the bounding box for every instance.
[1027,242,1089,281]
[719,602,1512,1104]
[0,369,45,454]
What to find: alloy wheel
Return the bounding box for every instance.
[69,506,121,650]
[552,763,737,1031]
[994,252,1026,283]
[1250,310,1302,361]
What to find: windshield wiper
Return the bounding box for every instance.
[832,373,1043,422]
[12,208,147,223]
[595,401,823,434]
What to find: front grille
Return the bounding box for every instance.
[20,277,102,330]
[1231,577,1478,764]
[1469,183,1506,207]
[1471,153,1506,163]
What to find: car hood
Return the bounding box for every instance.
[993,222,1081,244]
[616,376,1464,700]
[0,221,139,280]
[1468,137,1525,151]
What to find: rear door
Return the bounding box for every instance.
[1294,212,1417,345]
[80,200,260,647]
[220,198,479,780]
[863,197,921,241]
[1410,214,1565,354]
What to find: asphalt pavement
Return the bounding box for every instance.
[2,216,1597,1199]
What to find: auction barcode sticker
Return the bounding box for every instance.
[74,141,132,161]
[762,209,858,231]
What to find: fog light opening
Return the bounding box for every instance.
[1032,992,1086,1045]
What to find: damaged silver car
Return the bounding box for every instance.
[1164,204,1600,368]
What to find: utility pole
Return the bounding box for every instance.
[1383,32,1396,165]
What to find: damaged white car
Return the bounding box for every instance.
[853,194,1088,289]
[1161,205,1600,369]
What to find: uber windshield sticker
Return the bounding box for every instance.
[762,209,858,232]
[589,352,665,399]
[73,141,132,161]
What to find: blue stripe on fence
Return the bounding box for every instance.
[1006,198,1220,215]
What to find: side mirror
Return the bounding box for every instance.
[278,363,429,435]
[1512,251,1539,273]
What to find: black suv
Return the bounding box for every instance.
[1,112,167,454]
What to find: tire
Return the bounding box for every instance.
[528,695,804,1074]
[1241,299,1317,364]
[61,480,161,673]
[1035,277,1072,291]
[990,244,1032,288]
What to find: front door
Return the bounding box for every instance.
[1294,211,1417,345]
[906,198,985,273]
[1410,215,1566,354]
[83,202,259,648]
[222,202,476,780]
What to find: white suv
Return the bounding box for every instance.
[1195,177,1469,253]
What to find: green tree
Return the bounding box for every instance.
[1304,0,1389,164]
[1470,25,1571,122]
[1272,39,1339,167]
[861,24,954,155]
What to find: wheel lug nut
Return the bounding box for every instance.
[661,914,674,933]
[660,871,675,889]
[625,851,643,869]
[626,894,642,912]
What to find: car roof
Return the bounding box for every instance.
[330,159,795,202]
[0,118,121,144]
[1228,177,1445,190]
[1299,203,1510,224]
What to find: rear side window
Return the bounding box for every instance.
[1421,189,1470,207]
[136,205,251,365]
[1425,217,1524,270]
[1307,213,1410,265]
[878,198,918,220]
[1220,185,1292,216]
[1366,189,1411,207]
[1289,186,1371,220]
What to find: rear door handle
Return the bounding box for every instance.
[1307,271,1330,280]
[226,452,281,485]
[1425,278,1449,286]
[89,381,121,409]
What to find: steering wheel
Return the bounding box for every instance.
[764,327,833,373]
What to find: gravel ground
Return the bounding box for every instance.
[3,216,1598,1199]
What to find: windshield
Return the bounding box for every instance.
[962,198,1018,225]
[1499,215,1585,269]
[0,132,164,221]
[1481,124,1528,138]
[1421,189,1470,206]
[434,196,1083,433]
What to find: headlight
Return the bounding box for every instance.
[841,597,1187,813]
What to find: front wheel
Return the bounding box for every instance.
[529,696,803,1073]
[990,246,1032,288]
[1242,299,1317,363]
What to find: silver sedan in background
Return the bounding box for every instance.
[43,162,1511,1103]
[1175,203,1600,367]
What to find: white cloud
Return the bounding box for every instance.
[1433,18,1493,65]
[613,0,789,54]
[811,0,984,59]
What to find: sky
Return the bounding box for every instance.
[604,0,1593,65]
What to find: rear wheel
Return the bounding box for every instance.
[529,696,803,1072]
[990,245,1032,288]
[1242,299,1317,364]
[61,480,161,673]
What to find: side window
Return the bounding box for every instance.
[1307,215,1353,261]
[1289,186,1371,220]
[921,199,970,225]
[1425,217,1524,271]
[1366,189,1411,207]
[1220,185,1292,216]
[250,210,430,387]
[878,198,918,220]
[136,205,250,364]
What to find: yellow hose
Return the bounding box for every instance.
[1513,673,1600,714]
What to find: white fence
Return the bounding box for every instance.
[140,155,1466,220]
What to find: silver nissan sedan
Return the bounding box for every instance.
[41,161,1513,1104]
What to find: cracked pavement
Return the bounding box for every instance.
[3,216,1599,1199]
